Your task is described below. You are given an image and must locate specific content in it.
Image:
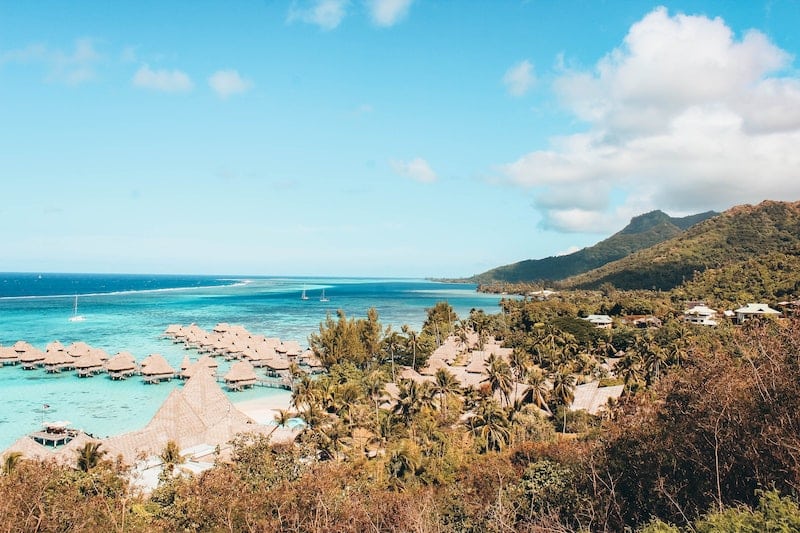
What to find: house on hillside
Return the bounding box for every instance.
[777,300,800,317]
[734,303,781,324]
[683,304,719,326]
[582,314,613,329]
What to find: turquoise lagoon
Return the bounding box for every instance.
[0,275,504,450]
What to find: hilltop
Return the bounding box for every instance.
[467,210,717,284]
[560,200,800,292]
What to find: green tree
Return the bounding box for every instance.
[76,441,107,472]
[468,398,511,452]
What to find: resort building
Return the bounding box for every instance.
[140,354,176,383]
[684,304,719,326]
[582,314,613,329]
[106,352,137,380]
[734,303,782,324]
[224,360,258,391]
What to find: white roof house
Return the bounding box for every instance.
[583,314,613,329]
[734,303,781,324]
[684,305,718,326]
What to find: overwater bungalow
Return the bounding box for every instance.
[18,342,46,369]
[264,357,290,377]
[181,355,218,379]
[44,343,74,373]
[141,354,175,383]
[66,341,92,359]
[0,346,19,366]
[224,360,258,391]
[30,421,79,447]
[277,340,303,358]
[74,351,105,377]
[106,351,137,380]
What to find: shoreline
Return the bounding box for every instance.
[234,393,294,425]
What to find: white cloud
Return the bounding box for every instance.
[503,60,535,96]
[133,64,193,92]
[367,0,413,27]
[208,69,253,99]
[555,245,582,257]
[391,157,437,183]
[502,7,800,233]
[0,39,102,85]
[288,0,349,30]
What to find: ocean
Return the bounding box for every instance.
[0,273,504,450]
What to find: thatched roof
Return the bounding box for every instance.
[224,361,258,383]
[18,345,45,363]
[74,352,104,370]
[264,358,290,371]
[66,341,92,358]
[44,347,72,366]
[0,346,19,361]
[45,340,65,353]
[13,340,35,354]
[106,352,137,372]
[140,354,175,376]
[182,355,218,379]
[102,367,269,464]
[570,381,624,415]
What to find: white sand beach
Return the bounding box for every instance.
[234,392,294,425]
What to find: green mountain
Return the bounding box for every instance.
[561,200,800,291]
[468,209,717,284]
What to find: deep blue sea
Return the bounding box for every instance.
[0,273,503,450]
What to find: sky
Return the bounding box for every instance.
[1,1,799,278]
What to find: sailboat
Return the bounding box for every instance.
[300,285,309,300]
[319,289,329,302]
[68,295,85,322]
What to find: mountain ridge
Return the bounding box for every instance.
[466,209,717,285]
[559,200,800,291]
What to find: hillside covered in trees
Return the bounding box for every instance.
[560,200,800,291]
[466,210,716,285]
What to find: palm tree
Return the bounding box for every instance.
[483,353,513,407]
[160,440,184,474]
[363,369,388,423]
[76,441,106,472]
[551,369,576,433]
[509,348,531,403]
[386,439,421,490]
[383,329,403,382]
[401,325,423,370]
[292,374,316,410]
[468,398,511,452]
[617,351,644,393]
[430,368,462,418]
[271,409,294,436]
[2,452,22,476]
[392,379,434,435]
[525,366,551,414]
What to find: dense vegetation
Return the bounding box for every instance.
[561,200,800,291]
[4,284,800,531]
[465,210,716,285]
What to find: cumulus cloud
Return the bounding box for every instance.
[0,38,102,85]
[391,157,437,183]
[287,0,349,30]
[133,64,193,92]
[208,69,253,99]
[367,0,414,27]
[503,60,535,96]
[502,7,800,233]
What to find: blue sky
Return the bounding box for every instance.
[1,1,799,277]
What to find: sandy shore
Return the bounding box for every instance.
[234,393,294,425]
